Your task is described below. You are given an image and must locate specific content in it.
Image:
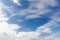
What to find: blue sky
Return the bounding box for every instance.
[0,0,60,40]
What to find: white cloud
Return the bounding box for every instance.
[0,13,9,22]
[0,2,20,34]
[0,9,19,34]
[0,22,19,33]
[0,3,9,22]
[25,14,40,20]
[0,30,59,40]
[11,0,22,6]
[44,33,60,40]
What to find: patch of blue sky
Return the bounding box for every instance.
[52,24,60,33]
[51,6,60,11]
[39,11,54,19]
[57,0,60,5]
[20,0,30,8]
[17,18,51,31]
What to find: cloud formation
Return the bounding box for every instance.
[0,0,60,40]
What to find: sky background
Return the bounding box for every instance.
[0,0,60,40]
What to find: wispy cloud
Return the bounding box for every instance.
[17,0,58,20]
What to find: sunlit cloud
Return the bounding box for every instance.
[11,0,22,6]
